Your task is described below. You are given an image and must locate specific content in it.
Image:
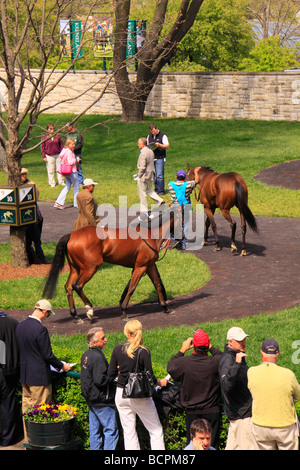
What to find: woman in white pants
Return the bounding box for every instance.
[108,320,167,450]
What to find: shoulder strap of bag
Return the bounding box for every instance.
[134,348,141,372]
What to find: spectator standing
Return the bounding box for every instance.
[248,338,300,450]
[219,326,256,450]
[108,319,167,450]
[184,418,216,450]
[74,178,100,230]
[167,328,222,449]
[15,300,71,439]
[136,137,164,218]
[80,327,119,450]
[168,170,196,250]
[0,312,19,447]
[147,124,169,195]
[54,138,79,210]
[21,168,48,265]
[66,124,84,185]
[41,124,64,187]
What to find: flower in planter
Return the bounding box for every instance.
[23,402,77,423]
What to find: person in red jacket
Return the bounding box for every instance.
[167,328,223,449]
[41,124,64,187]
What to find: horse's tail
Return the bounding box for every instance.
[42,233,71,298]
[235,182,259,233]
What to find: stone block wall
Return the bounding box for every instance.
[1,69,300,121]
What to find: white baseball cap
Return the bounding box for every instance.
[35,299,55,315]
[227,327,249,341]
[83,178,98,187]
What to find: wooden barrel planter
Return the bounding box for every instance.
[25,417,76,447]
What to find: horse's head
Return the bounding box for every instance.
[186,164,214,184]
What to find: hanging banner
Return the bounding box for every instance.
[136,20,147,52]
[92,13,114,58]
[60,20,71,58]
[70,20,83,59]
[126,20,136,59]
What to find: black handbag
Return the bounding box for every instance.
[122,348,156,399]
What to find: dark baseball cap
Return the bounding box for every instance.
[261,338,279,354]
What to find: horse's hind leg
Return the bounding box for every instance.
[65,265,83,324]
[205,207,220,251]
[72,267,99,320]
[147,264,175,315]
[240,213,247,256]
[220,209,237,253]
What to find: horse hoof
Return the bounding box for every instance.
[231,244,237,253]
[165,308,175,315]
[214,246,221,252]
[240,250,247,256]
[86,308,94,320]
[74,317,84,324]
[121,313,129,322]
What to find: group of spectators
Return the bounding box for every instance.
[1,301,299,451]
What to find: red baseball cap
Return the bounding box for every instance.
[193,328,209,347]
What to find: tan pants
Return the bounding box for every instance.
[252,422,299,450]
[225,417,257,450]
[22,384,52,441]
[137,179,164,213]
[46,154,64,186]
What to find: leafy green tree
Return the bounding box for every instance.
[239,35,299,71]
[168,0,254,71]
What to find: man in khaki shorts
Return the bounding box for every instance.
[248,338,300,450]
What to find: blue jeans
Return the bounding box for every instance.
[154,159,165,194]
[76,153,84,185]
[55,172,79,208]
[89,405,119,450]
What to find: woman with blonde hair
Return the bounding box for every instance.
[108,320,167,450]
[54,138,79,210]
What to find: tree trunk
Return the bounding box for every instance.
[10,226,29,268]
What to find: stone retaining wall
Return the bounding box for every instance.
[1,69,300,121]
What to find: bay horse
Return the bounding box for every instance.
[42,206,182,323]
[186,165,258,255]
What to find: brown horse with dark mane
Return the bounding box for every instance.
[43,206,182,323]
[186,165,258,255]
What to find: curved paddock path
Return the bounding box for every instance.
[1,201,299,336]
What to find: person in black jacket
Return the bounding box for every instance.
[219,326,256,450]
[167,328,222,449]
[15,300,71,440]
[108,320,167,450]
[80,327,119,450]
[147,123,169,195]
[0,312,19,447]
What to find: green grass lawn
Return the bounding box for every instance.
[1,115,299,217]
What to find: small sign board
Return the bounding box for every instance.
[0,184,37,226]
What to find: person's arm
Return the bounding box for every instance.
[167,337,193,381]
[219,354,243,393]
[38,327,70,372]
[83,196,98,225]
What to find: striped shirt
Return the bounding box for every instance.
[168,180,196,205]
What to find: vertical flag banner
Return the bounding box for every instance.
[70,20,83,59]
[60,20,71,58]
[92,13,114,58]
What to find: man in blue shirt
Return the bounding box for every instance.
[184,418,215,450]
